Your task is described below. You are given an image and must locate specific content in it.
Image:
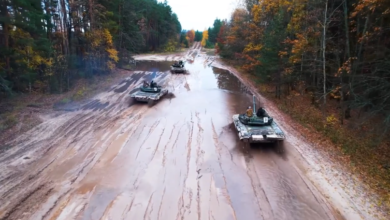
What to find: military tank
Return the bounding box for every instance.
[232,95,285,143]
[130,80,168,104]
[171,60,186,73]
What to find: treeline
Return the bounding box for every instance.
[0,0,181,95]
[179,30,202,48]
[211,0,390,131]
[179,26,218,48]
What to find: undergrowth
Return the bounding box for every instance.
[274,92,390,210]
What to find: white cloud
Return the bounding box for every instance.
[160,0,240,31]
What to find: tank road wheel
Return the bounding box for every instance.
[129,97,135,106]
[240,139,250,153]
[276,140,284,154]
[148,99,155,106]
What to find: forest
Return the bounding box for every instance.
[208,0,390,135]
[206,0,390,209]
[0,0,181,95]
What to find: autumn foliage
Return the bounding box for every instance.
[208,0,390,212]
[0,0,181,94]
[201,30,209,47]
[186,30,196,45]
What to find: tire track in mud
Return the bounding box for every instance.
[0,183,53,220]
[39,188,72,220]
[1,112,94,163]
[0,70,154,220]
[135,120,161,159]
[38,108,146,220]
[0,110,118,219]
[210,119,238,220]
[2,145,63,196]
[244,155,274,220]
[0,157,57,209]
[250,153,330,220]
[175,113,195,220]
[161,121,181,166]
[150,120,167,162]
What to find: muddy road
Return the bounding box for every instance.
[0,43,363,220]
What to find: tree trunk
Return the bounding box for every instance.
[323,0,328,105]
[343,0,350,59]
[45,1,51,41]
[60,0,69,55]
[322,0,328,117]
[89,0,94,30]
[0,1,10,77]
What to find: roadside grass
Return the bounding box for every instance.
[0,113,18,131]
[221,58,390,213]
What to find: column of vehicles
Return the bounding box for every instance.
[129,60,186,104]
[129,60,286,146]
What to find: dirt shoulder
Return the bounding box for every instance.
[0,69,131,148]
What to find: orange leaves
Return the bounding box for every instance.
[329,86,342,100]
[186,30,195,44]
[352,0,384,17]
[282,33,308,64]
[336,58,357,76]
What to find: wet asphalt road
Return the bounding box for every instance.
[0,45,338,220]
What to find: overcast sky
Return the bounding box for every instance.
[160,0,240,31]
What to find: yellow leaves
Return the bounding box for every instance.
[86,30,103,48]
[7,28,53,71]
[163,39,177,52]
[107,61,116,70]
[201,30,208,47]
[103,29,114,46]
[287,0,307,33]
[106,48,119,62]
[325,114,338,128]
[244,43,262,53]
[86,28,119,71]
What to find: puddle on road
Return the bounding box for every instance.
[10,57,335,220]
[126,60,173,72]
[212,67,251,95]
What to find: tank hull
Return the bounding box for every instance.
[232,114,285,143]
[171,66,186,73]
[130,89,168,102]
